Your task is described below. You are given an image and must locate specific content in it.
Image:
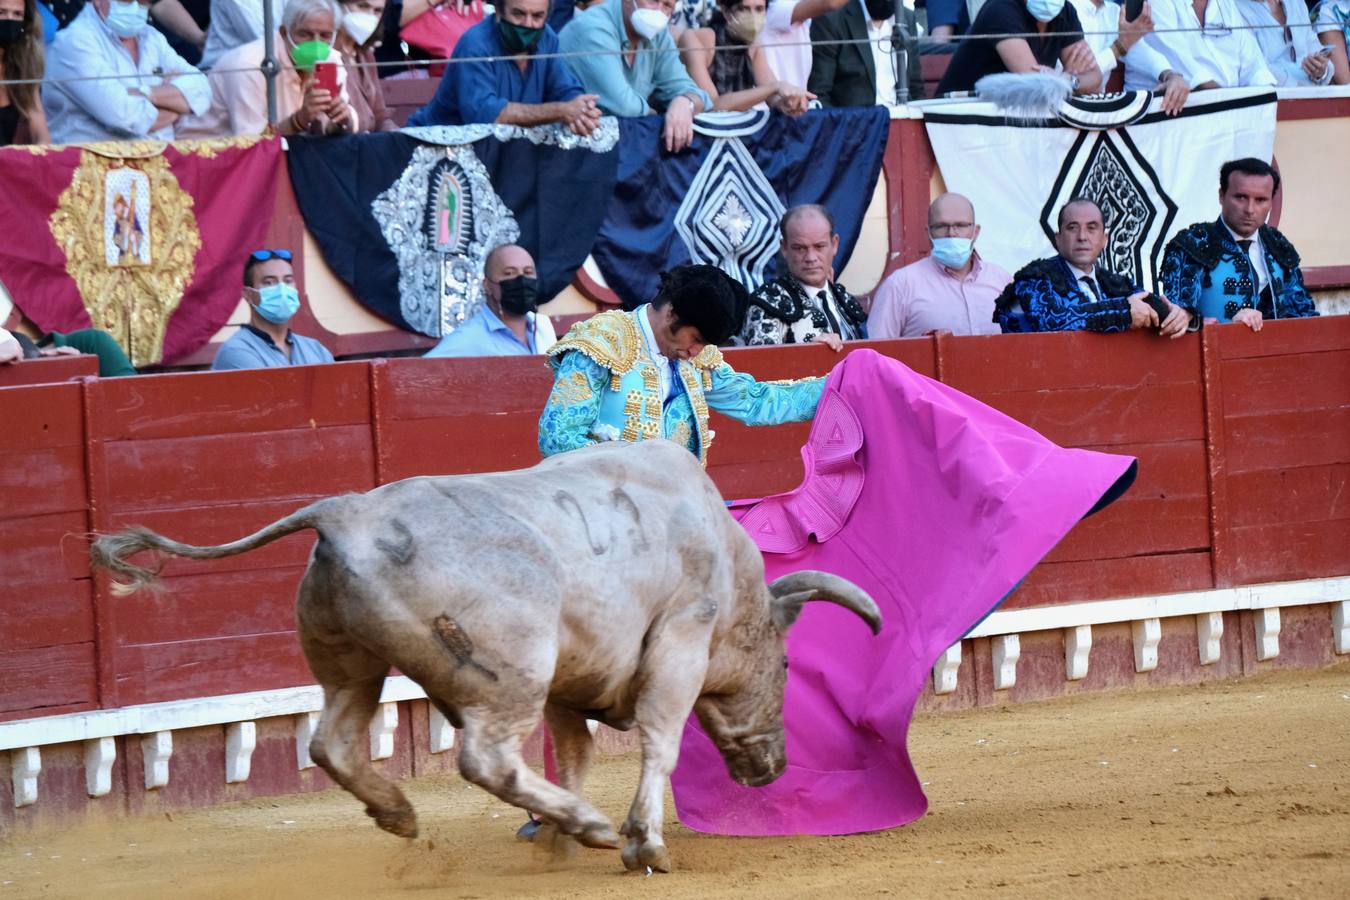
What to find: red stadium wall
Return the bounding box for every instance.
[1,321,1347,827]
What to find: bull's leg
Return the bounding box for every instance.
[302,637,417,838]
[620,647,710,873]
[455,706,620,850]
[533,704,598,860]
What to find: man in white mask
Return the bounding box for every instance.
[868,193,1012,338]
[935,0,1101,95]
[44,0,210,143]
[560,0,712,151]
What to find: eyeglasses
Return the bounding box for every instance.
[250,249,293,262]
[929,222,975,237]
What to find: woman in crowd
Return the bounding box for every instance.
[0,0,50,144]
[1237,0,1334,85]
[677,0,813,114]
[336,0,397,130]
[1316,0,1350,84]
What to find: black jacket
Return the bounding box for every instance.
[808,4,924,108]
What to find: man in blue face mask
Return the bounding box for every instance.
[868,193,1011,339]
[212,249,336,370]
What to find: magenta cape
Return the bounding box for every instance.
[670,349,1137,836]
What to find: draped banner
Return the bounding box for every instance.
[922,88,1279,291]
[0,137,282,366]
[592,106,890,307]
[285,123,619,338]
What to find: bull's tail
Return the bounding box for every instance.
[90,498,336,595]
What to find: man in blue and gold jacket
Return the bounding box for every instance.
[539,264,834,465]
[1160,158,1318,331]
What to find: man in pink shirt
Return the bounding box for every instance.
[867,193,1011,338]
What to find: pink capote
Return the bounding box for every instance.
[670,349,1137,836]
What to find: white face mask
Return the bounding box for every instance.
[342,10,379,45]
[629,6,670,40]
[1026,0,1066,22]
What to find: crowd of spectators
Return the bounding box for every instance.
[3,0,1347,146]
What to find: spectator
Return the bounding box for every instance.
[677,0,814,113]
[671,0,714,30]
[1316,0,1349,85]
[1237,0,1334,85]
[868,193,1010,339]
[926,0,968,41]
[0,289,137,374]
[0,326,20,364]
[1160,158,1318,331]
[1068,0,1189,113]
[336,0,397,131]
[757,0,849,86]
[1127,0,1275,89]
[734,205,865,348]
[0,0,51,144]
[559,0,711,152]
[178,0,356,136]
[149,0,206,63]
[406,0,599,132]
[808,0,924,106]
[424,244,558,357]
[212,248,335,370]
[200,0,283,69]
[935,0,1102,96]
[43,0,210,143]
[995,198,1191,335]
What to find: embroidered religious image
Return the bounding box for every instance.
[427,159,471,255]
[104,166,152,267]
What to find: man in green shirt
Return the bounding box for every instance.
[0,291,137,377]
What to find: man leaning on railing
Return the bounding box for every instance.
[935,0,1103,96]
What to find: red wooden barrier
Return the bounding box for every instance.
[0,355,97,387]
[1,324,1346,721]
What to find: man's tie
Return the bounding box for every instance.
[1080,276,1101,300]
[1237,239,1253,253]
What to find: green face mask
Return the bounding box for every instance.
[289,38,332,71]
[497,17,544,53]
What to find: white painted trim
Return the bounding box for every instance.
[295,712,320,770]
[1065,625,1091,681]
[225,722,256,784]
[1255,608,1281,661]
[1332,601,1348,655]
[965,576,1350,639]
[369,703,397,761]
[142,731,172,789]
[0,577,1345,755]
[992,634,1019,690]
[428,707,455,754]
[84,737,115,798]
[1197,611,1224,666]
[1132,618,1161,673]
[11,747,40,808]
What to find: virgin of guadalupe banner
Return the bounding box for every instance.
[0,136,282,366]
[590,106,890,307]
[921,88,1278,291]
[284,122,619,338]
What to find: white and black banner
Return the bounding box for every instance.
[922,88,1278,290]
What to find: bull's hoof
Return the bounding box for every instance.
[533,822,579,863]
[575,821,621,850]
[621,840,672,873]
[370,805,419,838]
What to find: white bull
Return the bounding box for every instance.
[91,440,881,872]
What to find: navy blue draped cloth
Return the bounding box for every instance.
[592,106,890,308]
[286,131,618,333]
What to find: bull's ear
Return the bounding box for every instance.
[767,571,882,635]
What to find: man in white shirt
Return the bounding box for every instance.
[44,0,211,143]
[1068,0,1190,112]
[1126,0,1276,89]
[758,0,850,86]
[807,0,923,106]
[1236,0,1334,86]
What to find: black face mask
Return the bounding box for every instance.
[496,276,539,315]
[0,20,25,46]
[864,0,895,20]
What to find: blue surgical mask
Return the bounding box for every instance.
[251,283,301,324]
[930,237,974,270]
[1026,0,1066,22]
[105,0,149,38]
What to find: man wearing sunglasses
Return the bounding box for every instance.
[212,249,336,370]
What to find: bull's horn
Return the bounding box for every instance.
[768,571,882,635]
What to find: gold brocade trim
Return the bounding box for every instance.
[549,370,595,407]
[691,345,724,370]
[48,151,202,367]
[79,140,170,160]
[546,310,643,376]
[670,420,693,451]
[640,363,661,427]
[621,388,642,442]
[174,135,267,159]
[677,362,712,467]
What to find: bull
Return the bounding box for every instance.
[91,440,881,872]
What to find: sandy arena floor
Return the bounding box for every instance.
[4,665,1349,899]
